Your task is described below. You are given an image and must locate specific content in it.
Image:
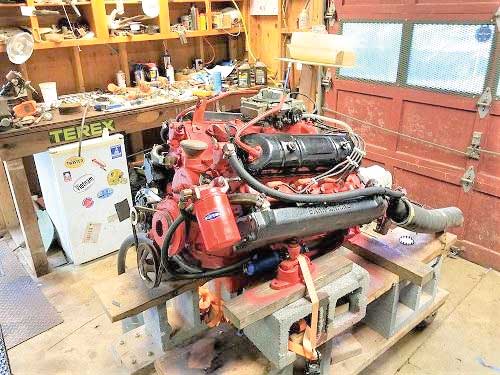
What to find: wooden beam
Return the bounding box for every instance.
[223,253,353,329]
[118,43,131,87]
[93,271,203,323]
[71,47,85,92]
[0,160,19,229]
[3,159,49,276]
[346,235,434,286]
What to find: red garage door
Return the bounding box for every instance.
[325,1,500,269]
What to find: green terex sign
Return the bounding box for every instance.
[48,119,116,144]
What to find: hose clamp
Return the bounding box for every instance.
[222,143,237,158]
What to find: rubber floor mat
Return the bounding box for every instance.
[0,325,11,375]
[0,239,63,349]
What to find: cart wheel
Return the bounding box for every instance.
[415,311,437,331]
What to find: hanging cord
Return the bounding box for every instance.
[325,108,500,158]
[202,37,216,65]
[231,0,256,61]
[221,24,242,37]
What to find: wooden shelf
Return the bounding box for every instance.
[33,1,91,6]
[0,2,27,7]
[0,0,246,52]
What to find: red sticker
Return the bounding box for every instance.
[82,197,94,208]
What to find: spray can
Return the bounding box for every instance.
[254,60,268,86]
[238,60,252,88]
[116,70,126,88]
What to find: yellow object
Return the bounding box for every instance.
[198,14,207,31]
[107,169,126,185]
[192,89,213,98]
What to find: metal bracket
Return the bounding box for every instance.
[466,131,482,160]
[460,166,475,193]
[321,70,332,90]
[476,87,492,118]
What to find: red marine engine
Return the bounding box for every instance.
[125,88,464,290]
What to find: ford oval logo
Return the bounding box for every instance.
[97,187,113,199]
[204,211,220,221]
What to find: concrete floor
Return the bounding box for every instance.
[5,244,500,375]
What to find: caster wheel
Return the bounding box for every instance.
[415,311,437,331]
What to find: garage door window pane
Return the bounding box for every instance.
[339,22,403,83]
[407,24,495,95]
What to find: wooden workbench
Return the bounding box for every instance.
[0,94,245,277]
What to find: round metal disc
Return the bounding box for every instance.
[137,242,161,288]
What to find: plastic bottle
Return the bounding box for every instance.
[254,60,268,86]
[238,60,252,88]
[116,70,126,88]
[190,4,199,31]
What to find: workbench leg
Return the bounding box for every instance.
[0,159,19,230]
[3,159,49,277]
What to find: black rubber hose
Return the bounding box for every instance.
[117,233,149,275]
[226,151,404,204]
[387,198,464,233]
[167,256,251,280]
[171,254,203,273]
[160,213,185,269]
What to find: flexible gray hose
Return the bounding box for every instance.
[226,150,404,204]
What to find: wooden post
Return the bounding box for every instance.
[4,159,49,277]
[71,47,86,92]
[118,43,131,87]
[0,160,19,229]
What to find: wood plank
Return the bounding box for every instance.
[331,288,448,374]
[0,159,19,229]
[331,332,363,364]
[366,227,457,263]
[93,271,203,323]
[223,253,353,329]
[3,159,49,276]
[346,235,434,286]
[343,250,399,303]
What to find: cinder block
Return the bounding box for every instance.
[244,264,369,370]
[364,255,444,338]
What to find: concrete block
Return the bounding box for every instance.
[364,255,444,338]
[244,264,369,370]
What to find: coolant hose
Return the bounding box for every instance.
[225,147,404,204]
[160,209,251,279]
[387,198,464,233]
[117,233,149,275]
[160,212,186,270]
[167,256,251,280]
